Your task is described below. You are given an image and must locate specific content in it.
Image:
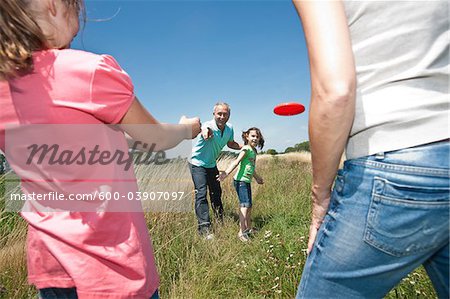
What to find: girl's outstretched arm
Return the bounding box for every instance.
[253,170,263,185]
[120,97,201,151]
[217,150,246,181]
[293,0,356,254]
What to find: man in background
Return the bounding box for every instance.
[190,102,241,239]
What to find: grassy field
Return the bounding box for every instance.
[0,153,438,298]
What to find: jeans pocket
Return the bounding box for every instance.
[364,177,449,257]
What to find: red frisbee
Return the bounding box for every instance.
[273,102,305,116]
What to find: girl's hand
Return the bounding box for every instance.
[179,116,201,139]
[217,171,228,182]
[255,177,264,184]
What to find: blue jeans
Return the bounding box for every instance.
[189,163,223,233]
[234,180,252,208]
[297,140,449,298]
[39,288,159,299]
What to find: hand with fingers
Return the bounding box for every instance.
[216,171,228,182]
[307,186,331,255]
[202,127,213,140]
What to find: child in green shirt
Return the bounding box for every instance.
[218,127,264,241]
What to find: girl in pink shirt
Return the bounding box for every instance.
[0,0,200,298]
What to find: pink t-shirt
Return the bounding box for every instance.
[0,49,159,298]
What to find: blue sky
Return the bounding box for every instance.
[72,0,311,152]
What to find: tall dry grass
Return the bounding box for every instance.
[258,152,312,165]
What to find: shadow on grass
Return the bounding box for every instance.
[224,210,240,223]
[252,214,273,231]
[224,209,274,233]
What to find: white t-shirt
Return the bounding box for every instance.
[343,1,449,159]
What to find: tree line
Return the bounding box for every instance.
[260,140,310,155]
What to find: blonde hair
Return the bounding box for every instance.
[0,0,84,79]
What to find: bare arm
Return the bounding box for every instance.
[120,97,201,151]
[293,0,356,254]
[227,140,242,150]
[217,150,246,181]
[253,170,263,184]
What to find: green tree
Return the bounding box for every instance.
[266,149,278,155]
[295,141,310,152]
[284,146,296,153]
[283,141,310,154]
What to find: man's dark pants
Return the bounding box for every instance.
[189,163,224,234]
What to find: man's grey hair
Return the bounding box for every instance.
[213,102,231,113]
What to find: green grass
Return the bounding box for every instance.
[0,158,438,298]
